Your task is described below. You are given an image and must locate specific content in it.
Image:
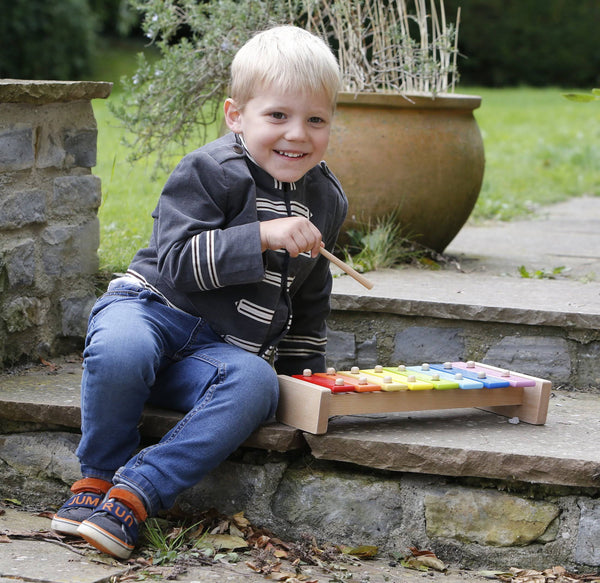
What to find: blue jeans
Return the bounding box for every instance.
[75,283,279,516]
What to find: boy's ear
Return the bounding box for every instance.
[224,98,243,133]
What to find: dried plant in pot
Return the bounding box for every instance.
[305,0,485,253]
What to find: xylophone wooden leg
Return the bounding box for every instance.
[475,365,552,425]
[276,375,332,434]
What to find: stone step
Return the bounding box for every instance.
[327,268,600,389]
[3,357,600,569]
[1,356,598,489]
[0,357,303,453]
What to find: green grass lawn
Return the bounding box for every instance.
[469,87,600,222]
[91,43,600,272]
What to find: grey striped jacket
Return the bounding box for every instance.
[127,132,348,375]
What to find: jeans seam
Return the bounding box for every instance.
[172,318,209,361]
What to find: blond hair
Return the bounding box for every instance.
[230,25,341,109]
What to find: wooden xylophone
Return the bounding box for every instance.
[275,361,552,434]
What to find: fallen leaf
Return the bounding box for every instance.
[403,547,446,571]
[246,560,262,572]
[40,358,58,372]
[401,558,430,572]
[204,533,249,551]
[255,534,272,548]
[342,544,378,558]
[409,546,437,557]
[233,511,251,529]
[415,555,446,571]
[229,523,245,538]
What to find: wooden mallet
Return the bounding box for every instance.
[319,247,374,290]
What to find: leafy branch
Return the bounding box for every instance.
[563,88,600,103]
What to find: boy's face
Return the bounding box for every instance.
[224,86,333,183]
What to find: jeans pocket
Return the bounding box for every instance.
[88,285,143,322]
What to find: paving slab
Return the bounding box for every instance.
[447,196,600,280]
[0,509,126,583]
[304,389,600,488]
[0,507,519,583]
[0,357,304,453]
[331,196,600,329]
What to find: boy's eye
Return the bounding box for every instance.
[270,112,286,120]
[308,116,326,125]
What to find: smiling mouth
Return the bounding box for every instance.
[275,150,307,159]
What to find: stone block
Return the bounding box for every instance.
[357,335,378,367]
[0,189,46,229]
[393,327,465,364]
[63,129,98,168]
[60,294,96,337]
[178,459,288,523]
[574,499,600,566]
[483,336,571,384]
[52,175,101,217]
[34,124,67,169]
[575,341,600,388]
[0,125,34,172]
[425,488,559,547]
[271,466,403,546]
[41,220,99,276]
[326,327,356,369]
[40,227,70,276]
[0,80,112,104]
[2,297,45,333]
[1,238,36,287]
[0,432,80,507]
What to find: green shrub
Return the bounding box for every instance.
[0,0,97,80]
[112,0,297,170]
[444,0,600,87]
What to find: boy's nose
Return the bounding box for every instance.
[285,120,308,141]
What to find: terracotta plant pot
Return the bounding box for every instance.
[326,92,485,253]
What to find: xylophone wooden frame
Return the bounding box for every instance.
[275,363,552,434]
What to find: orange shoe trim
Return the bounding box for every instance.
[109,488,148,523]
[71,477,112,496]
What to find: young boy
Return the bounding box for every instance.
[51,25,347,559]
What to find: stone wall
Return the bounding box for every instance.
[0,80,111,366]
[326,312,600,390]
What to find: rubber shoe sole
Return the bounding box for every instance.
[50,515,83,536]
[77,520,134,559]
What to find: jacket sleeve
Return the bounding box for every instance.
[153,151,265,291]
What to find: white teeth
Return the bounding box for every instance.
[277,151,304,158]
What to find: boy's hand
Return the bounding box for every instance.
[260,217,323,258]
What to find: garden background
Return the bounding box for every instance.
[1,0,598,274]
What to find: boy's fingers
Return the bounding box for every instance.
[260,217,322,256]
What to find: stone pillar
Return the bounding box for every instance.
[0,80,112,366]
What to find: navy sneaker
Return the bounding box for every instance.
[51,478,112,536]
[77,486,148,559]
